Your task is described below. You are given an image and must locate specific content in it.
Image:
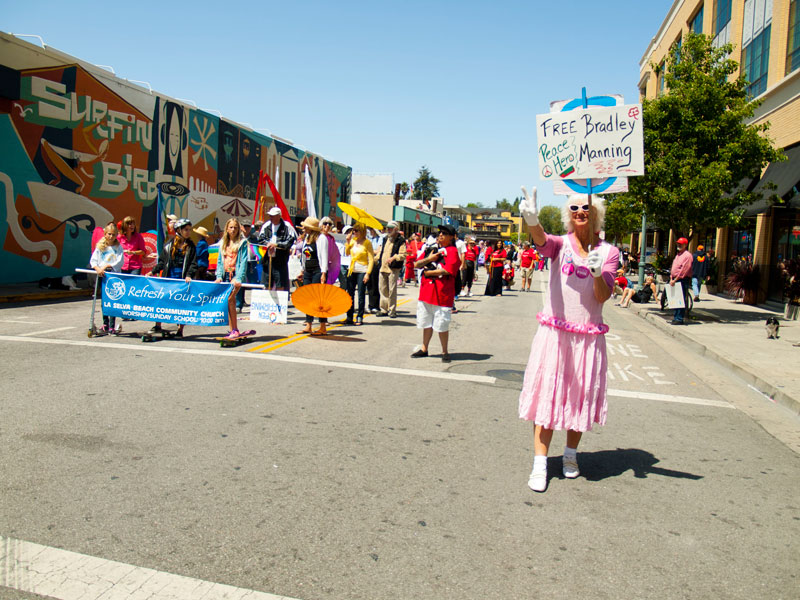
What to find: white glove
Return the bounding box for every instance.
[586,248,604,278]
[520,186,539,227]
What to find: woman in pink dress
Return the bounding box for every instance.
[518,188,619,493]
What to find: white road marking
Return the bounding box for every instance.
[641,365,673,385]
[608,388,733,408]
[0,535,293,600]
[0,319,40,324]
[19,327,75,337]
[0,335,497,384]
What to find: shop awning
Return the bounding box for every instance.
[752,144,800,199]
[742,144,800,216]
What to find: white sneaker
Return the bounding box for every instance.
[528,467,547,492]
[562,454,580,479]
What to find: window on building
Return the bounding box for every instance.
[741,0,773,96]
[673,35,682,64]
[743,25,771,97]
[713,0,732,46]
[658,61,667,95]
[788,0,800,75]
[690,5,704,35]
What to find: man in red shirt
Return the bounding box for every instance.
[411,224,460,362]
[519,241,536,292]
[669,237,693,324]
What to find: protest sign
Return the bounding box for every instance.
[553,177,628,195]
[101,273,232,325]
[664,281,686,309]
[249,289,289,324]
[536,103,644,182]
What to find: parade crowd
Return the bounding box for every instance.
[88,191,643,494]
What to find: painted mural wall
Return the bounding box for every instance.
[0,34,351,284]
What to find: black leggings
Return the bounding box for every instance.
[464,261,475,290]
[303,268,327,324]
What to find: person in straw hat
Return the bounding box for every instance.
[297,217,330,336]
[193,225,212,281]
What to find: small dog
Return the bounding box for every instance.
[765,316,780,339]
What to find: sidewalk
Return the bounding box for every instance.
[616,286,800,415]
[0,280,92,304]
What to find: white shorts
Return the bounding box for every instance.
[416,301,452,332]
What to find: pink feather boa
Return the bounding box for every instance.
[537,312,609,335]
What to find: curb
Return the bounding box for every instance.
[630,305,800,416]
[0,289,92,304]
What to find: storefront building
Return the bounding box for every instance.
[639,0,800,302]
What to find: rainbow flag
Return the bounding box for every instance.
[208,243,220,272]
[250,243,268,262]
[209,243,268,272]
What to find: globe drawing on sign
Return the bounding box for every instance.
[560,90,619,195]
[106,278,126,301]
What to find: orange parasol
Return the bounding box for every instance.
[291,283,352,318]
[337,202,383,231]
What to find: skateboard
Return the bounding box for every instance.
[141,328,181,342]
[216,329,256,348]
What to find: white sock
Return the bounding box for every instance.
[564,446,577,459]
[533,455,548,471]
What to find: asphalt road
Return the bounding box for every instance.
[1,271,798,600]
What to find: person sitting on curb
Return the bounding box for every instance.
[410,224,460,363]
[619,275,657,307]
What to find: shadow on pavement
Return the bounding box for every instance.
[445,352,493,361]
[566,448,703,482]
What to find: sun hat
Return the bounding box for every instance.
[300,216,321,231]
[193,226,209,237]
[677,237,689,245]
[268,206,282,216]
[387,220,399,229]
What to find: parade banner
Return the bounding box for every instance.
[536,104,644,182]
[100,273,232,325]
[249,290,289,324]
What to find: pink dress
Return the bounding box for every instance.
[518,234,619,432]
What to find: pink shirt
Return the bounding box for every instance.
[118,232,146,271]
[671,250,693,280]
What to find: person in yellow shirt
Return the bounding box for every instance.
[344,224,374,325]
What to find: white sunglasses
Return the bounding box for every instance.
[568,204,590,213]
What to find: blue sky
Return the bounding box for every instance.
[3,0,673,209]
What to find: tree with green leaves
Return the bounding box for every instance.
[496,197,522,213]
[399,182,410,198]
[603,194,641,243]
[465,202,484,208]
[538,205,565,236]
[412,166,440,201]
[629,32,783,238]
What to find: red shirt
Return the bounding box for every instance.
[490,249,507,268]
[464,246,478,261]
[418,245,460,307]
[520,248,536,268]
